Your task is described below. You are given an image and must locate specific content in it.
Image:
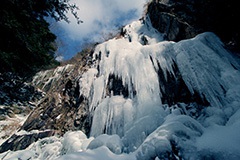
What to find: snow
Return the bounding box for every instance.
[31,64,75,91]
[196,122,240,159]
[0,131,135,160]
[1,17,240,160]
[61,131,93,154]
[79,68,98,99]
[57,146,136,160]
[87,134,123,154]
[0,113,28,145]
[135,114,204,160]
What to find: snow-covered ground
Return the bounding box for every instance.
[1,17,240,160]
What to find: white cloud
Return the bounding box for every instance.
[57,0,147,41]
[50,0,148,59]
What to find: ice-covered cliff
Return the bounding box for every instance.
[1,14,240,160]
[81,18,240,159]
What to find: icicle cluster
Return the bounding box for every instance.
[78,17,240,155]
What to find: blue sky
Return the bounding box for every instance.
[49,0,147,61]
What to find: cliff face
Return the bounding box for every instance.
[0,52,94,152]
[0,1,240,160]
[147,0,240,52]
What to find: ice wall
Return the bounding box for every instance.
[78,18,240,151]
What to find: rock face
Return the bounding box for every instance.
[0,52,93,152]
[147,0,240,52]
[0,130,55,153]
[21,54,93,137]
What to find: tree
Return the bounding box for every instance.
[0,0,81,76]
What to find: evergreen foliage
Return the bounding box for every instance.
[0,0,80,76]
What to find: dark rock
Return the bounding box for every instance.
[107,74,131,98]
[21,53,93,137]
[21,95,91,136]
[147,0,240,53]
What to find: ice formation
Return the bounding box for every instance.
[81,18,240,154]
[1,17,240,160]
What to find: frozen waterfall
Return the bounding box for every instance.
[78,18,240,153]
[1,17,240,160]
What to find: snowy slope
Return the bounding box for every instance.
[1,17,240,160]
